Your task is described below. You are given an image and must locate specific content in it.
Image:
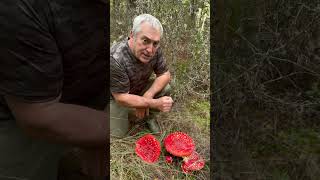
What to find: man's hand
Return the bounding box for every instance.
[134,93,153,119]
[155,96,173,112]
[135,108,149,119]
[135,96,173,118]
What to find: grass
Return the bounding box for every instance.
[110,101,210,180]
[187,100,210,130]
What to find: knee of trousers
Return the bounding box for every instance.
[155,83,172,98]
[110,101,129,138]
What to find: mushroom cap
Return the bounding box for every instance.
[163,132,195,157]
[165,155,173,164]
[181,151,205,173]
[135,134,161,163]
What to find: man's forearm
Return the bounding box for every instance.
[5,96,107,148]
[113,93,157,109]
[144,71,170,98]
[34,103,107,148]
[112,71,171,110]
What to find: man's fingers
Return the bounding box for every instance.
[140,114,145,119]
[135,108,146,119]
[161,105,172,112]
[163,108,171,112]
[164,102,172,106]
[164,96,173,102]
[157,96,174,112]
[138,112,144,119]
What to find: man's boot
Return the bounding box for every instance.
[146,117,161,134]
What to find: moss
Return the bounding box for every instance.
[187,100,210,129]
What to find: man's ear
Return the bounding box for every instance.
[129,31,134,39]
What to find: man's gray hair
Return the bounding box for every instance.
[132,14,163,37]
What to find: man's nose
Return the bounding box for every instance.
[145,44,154,53]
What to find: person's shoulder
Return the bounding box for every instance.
[110,39,127,54]
[110,39,129,62]
[153,47,164,60]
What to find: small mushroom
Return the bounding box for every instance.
[135,134,161,163]
[165,155,173,164]
[181,151,205,173]
[163,132,195,157]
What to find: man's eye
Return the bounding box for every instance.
[153,42,159,47]
[143,39,149,44]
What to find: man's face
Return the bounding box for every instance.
[129,22,161,64]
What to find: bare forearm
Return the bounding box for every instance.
[113,93,157,109]
[112,71,171,110]
[33,103,107,148]
[6,97,107,148]
[144,71,170,98]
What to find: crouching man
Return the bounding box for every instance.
[110,14,173,137]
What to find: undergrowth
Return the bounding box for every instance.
[110,105,210,180]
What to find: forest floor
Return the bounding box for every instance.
[110,99,210,180]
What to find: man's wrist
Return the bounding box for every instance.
[145,97,157,109]
[143,91,154,99]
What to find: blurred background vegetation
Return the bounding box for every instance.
[213,0,320,179]
[110,0,210,179]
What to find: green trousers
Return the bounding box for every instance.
[110,82,171,137]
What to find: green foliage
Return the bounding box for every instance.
[187,100,210,129]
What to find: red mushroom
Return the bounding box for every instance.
[135,134,161,163]
[181,151,205,173]
[163,132,195,157]
[165,155,173,164]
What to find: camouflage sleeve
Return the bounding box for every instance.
[110,56,130,93]
[153,48,169,75]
